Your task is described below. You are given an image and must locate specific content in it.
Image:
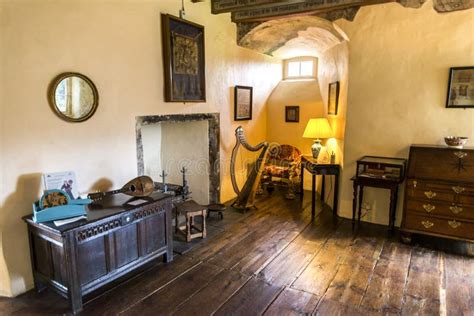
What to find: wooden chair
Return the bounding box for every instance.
[260,144,302,199]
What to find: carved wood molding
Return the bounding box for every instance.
[212,0,473,23]
[230,0,393,22]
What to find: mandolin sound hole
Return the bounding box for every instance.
[130,185,136,192]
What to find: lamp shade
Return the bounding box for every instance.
[303,118,333,139]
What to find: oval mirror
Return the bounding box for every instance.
[48,72,99,122]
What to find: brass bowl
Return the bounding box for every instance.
[444,136,468,148]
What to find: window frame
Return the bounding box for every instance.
[283,57,317,80]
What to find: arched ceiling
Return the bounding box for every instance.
[208,0,473,58]
[238,16,348,58]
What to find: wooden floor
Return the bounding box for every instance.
[1,192,473,315]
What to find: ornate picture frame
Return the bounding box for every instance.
[446,66,474,108]
[328,81,340,115]
[285,106,299,122]
[234,85,253,121]
[161,14,206,102]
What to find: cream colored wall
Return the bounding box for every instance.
[142,124,163,182]
[161,121,210,205]
[266,44,348,198]
[317,42,349,206]
[0,3,9,297]
[0,0,280,296]
[336,1,474,225]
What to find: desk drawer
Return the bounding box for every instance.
[406,199,474,221]
[406,179,474,205]
[403,213,474,241]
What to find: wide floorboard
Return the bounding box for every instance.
[1,192,473,315]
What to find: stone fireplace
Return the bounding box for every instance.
[135,113,220,205]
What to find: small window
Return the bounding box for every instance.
[283,57,317,80]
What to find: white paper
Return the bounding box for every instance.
[43,171,79,200]
[127,199,149,206]
[54,216,87,227]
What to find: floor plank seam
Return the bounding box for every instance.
[167,265,228,315]
[439,253,447,316]
[211,275,256,315]
[288,219,343,290]
[82,260,166,308]
[117,260,204,315]
[398,246,414,315]
[207,273,253,316]
[357,238,387,309]
[251,221,312,276]
[261,285,285,315]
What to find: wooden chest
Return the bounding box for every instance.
[24,192,174,314]
[401,145,474,242]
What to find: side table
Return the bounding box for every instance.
[351,176,401,231]
[300,155,340,220]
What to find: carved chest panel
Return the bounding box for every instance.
[402,145,474,242]
[24,192,174,314]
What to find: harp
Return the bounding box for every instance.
[230,126,270,210]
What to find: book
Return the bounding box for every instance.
[43,171,79,200]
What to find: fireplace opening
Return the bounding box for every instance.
[136,113,220,205]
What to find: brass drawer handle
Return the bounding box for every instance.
[448,220,461,229]
[454,151,468,159]
[422,204,435,213]
[413,180,417,188]
[449,205,463,214]
[452,186,465,194]
[421,220,434,229]
[424,191,437,199]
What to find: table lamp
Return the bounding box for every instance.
[303,118,333,160]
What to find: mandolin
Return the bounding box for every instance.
[87,176,155,201]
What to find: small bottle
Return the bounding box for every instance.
[330,151,336,164]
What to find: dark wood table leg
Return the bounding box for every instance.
[389,185,398,232]
[358,185,364,225]
[333,173,339,218]
[321,175,326,203]
[311,173,316,220]
[300,163,304,201]
[164,206,174,263]
[352,181,358,226]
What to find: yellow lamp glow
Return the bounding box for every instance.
[303,118,333,159]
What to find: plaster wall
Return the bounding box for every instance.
[0,0,280,296]
[142,124,163,183]
[161,121,210,205]
[336,1,474,225]
[0,3,9,297]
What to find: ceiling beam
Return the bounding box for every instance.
[211,0,307,14]
[231,0,395,22]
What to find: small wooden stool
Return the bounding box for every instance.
[175,200,207,242]
[206,203,226,220]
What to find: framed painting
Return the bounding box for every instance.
[328,81,340,115]
[446,66,474,108]
[285,106,299,122]
[234,85,253,121]
[161,14,206,102]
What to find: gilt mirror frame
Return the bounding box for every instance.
[48,72,99,122]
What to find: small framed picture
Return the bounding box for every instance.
[285,106,299,122]
[328,81,340,115]
[234,85,253,121]
[446,66,474,108]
